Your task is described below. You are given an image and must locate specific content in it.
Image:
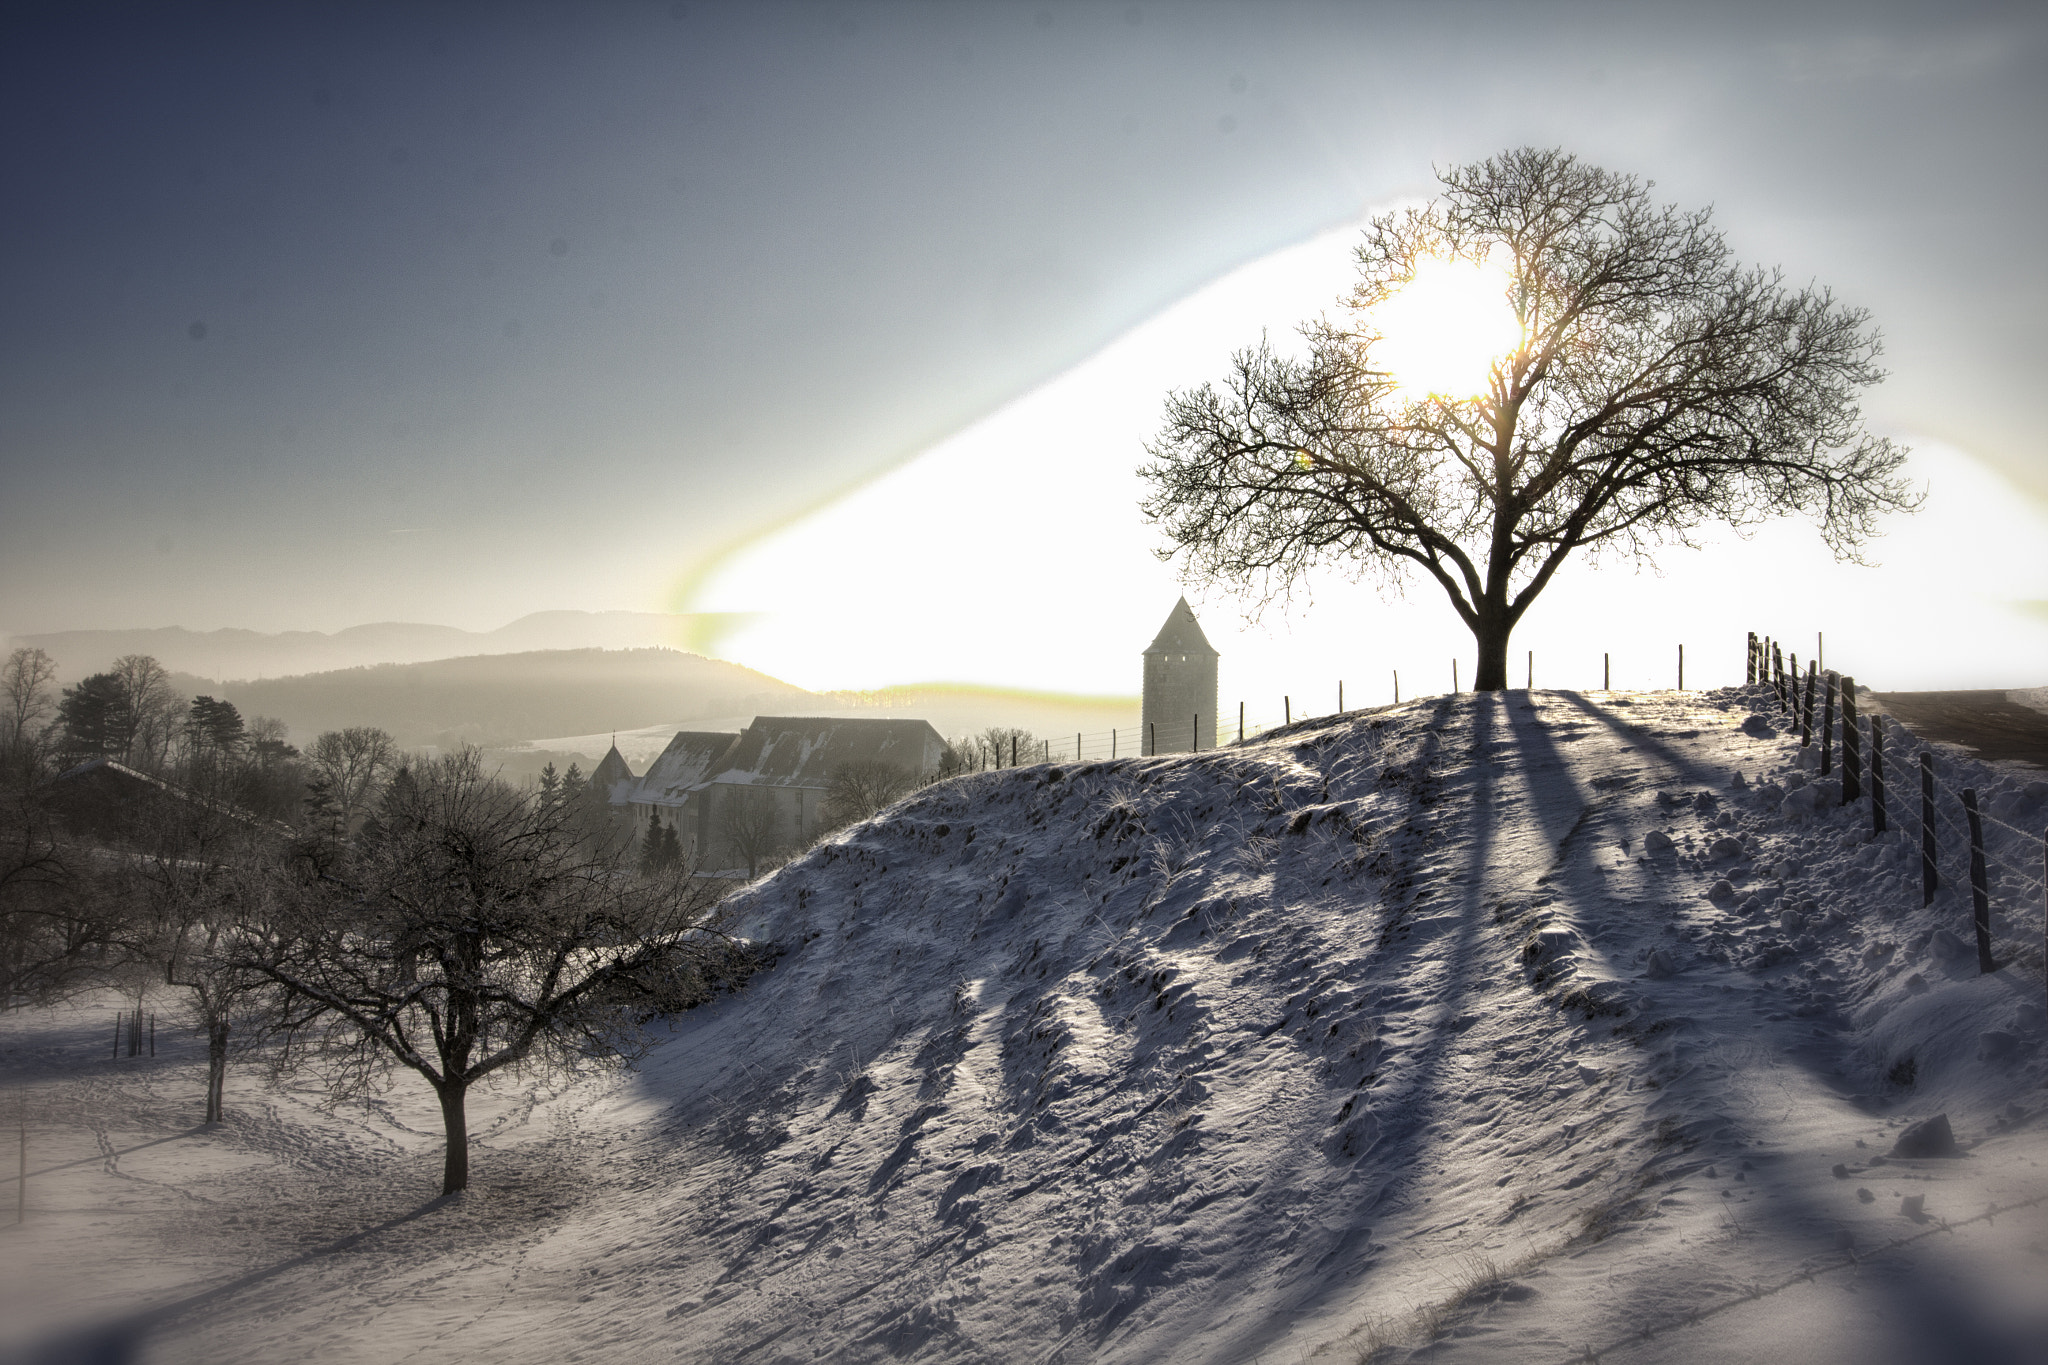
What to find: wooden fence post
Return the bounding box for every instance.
[1393,672,1399,704]
[1677,643,1684,691]
[1147,723,1154,756]
[1820,672,1836,777]
[1239,702,1244,743]
[1527,651,1533,690]
[1111,729,1116,759]
[1801,662,1818,746]
[1960,789,1995,974]
[1338,681,1344,713]
[111,1014,120,1061]
[1452,661,1458,693]
[1603,652,1609,691]
[1747,632,1757,685]
[1076,732,1081,762]
[1840,677,1860,803]
[1192,715,1198,753]
[1870,714,1886,835]
[1284,696,1290,725]
[1920,751,1938,907]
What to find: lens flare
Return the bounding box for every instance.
[1371,255,1521,401]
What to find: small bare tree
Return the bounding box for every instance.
[976,727,1039,769]
[2,647,58,783]
[307,726,397,835]
[717,786,785,880]
[240,750,752,1194]
[0,788,120,1008]
[1143,147,1917,690]
[110,654,184,773]
[821,759,915,831]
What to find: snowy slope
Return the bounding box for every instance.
[4,687,2044,1364]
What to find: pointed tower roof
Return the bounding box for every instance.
[591,742,635,790]
[1144,597,1217,656]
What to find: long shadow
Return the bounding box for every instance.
[1243,694,1510,1338]
[1527,691,2034,1363]
[0,1194,459,1365]
[0,1127,209,1187]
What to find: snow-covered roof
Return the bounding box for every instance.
[629,730,741,808]
[591,743,636,805]
[1143,596,1217,656]
[706,715,944,790]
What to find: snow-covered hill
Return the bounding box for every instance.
[5,687,2045,1364]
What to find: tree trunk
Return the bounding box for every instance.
[1472,615,1512,691]
[436,1082,470,1195]
[204,1019,229,1124]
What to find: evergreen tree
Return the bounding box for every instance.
[639,814,666,874]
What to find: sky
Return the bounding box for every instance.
[3,1,2045,698]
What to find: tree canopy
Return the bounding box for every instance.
[1142,147,1916,689]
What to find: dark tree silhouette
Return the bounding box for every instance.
[1143,148,1916,690]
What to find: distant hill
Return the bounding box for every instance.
[815,683,1140,746]
[199,648,810,751]
[9,611,728,682]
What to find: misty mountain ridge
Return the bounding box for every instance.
[174,647,808,753]
[7,610,724,682]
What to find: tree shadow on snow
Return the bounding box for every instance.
[1,1193,463,1365]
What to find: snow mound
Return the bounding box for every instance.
[540,688,2044,1363]
[13,688,2043,1364]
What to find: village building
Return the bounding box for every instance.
[1140,597,1218,754]
[602,715,946,874]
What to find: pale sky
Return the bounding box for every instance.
[3,1,2043,695]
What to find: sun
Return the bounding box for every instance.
[1370,254,1522,401]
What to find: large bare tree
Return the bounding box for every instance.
[1142,148,1916,690]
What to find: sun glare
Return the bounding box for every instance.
[1371,255,1521,401]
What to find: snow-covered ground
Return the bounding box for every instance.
[3,687,2044,1364]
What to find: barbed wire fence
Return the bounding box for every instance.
[946,643,1700,768]
[1746,630,2047,1006]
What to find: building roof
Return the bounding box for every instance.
[629,730,741,808]
[1144,597,1218,656]
[592,743,637,803]
[707,716,944,789]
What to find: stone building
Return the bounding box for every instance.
[1141,597,1218,754]
[611,715,946,873]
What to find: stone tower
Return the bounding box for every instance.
[1141,597,1218,754]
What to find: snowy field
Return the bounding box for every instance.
[2,686,2044,1364]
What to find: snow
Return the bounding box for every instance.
[3,687,2044,1363]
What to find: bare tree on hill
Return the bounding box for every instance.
[1143,147,1916,690]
